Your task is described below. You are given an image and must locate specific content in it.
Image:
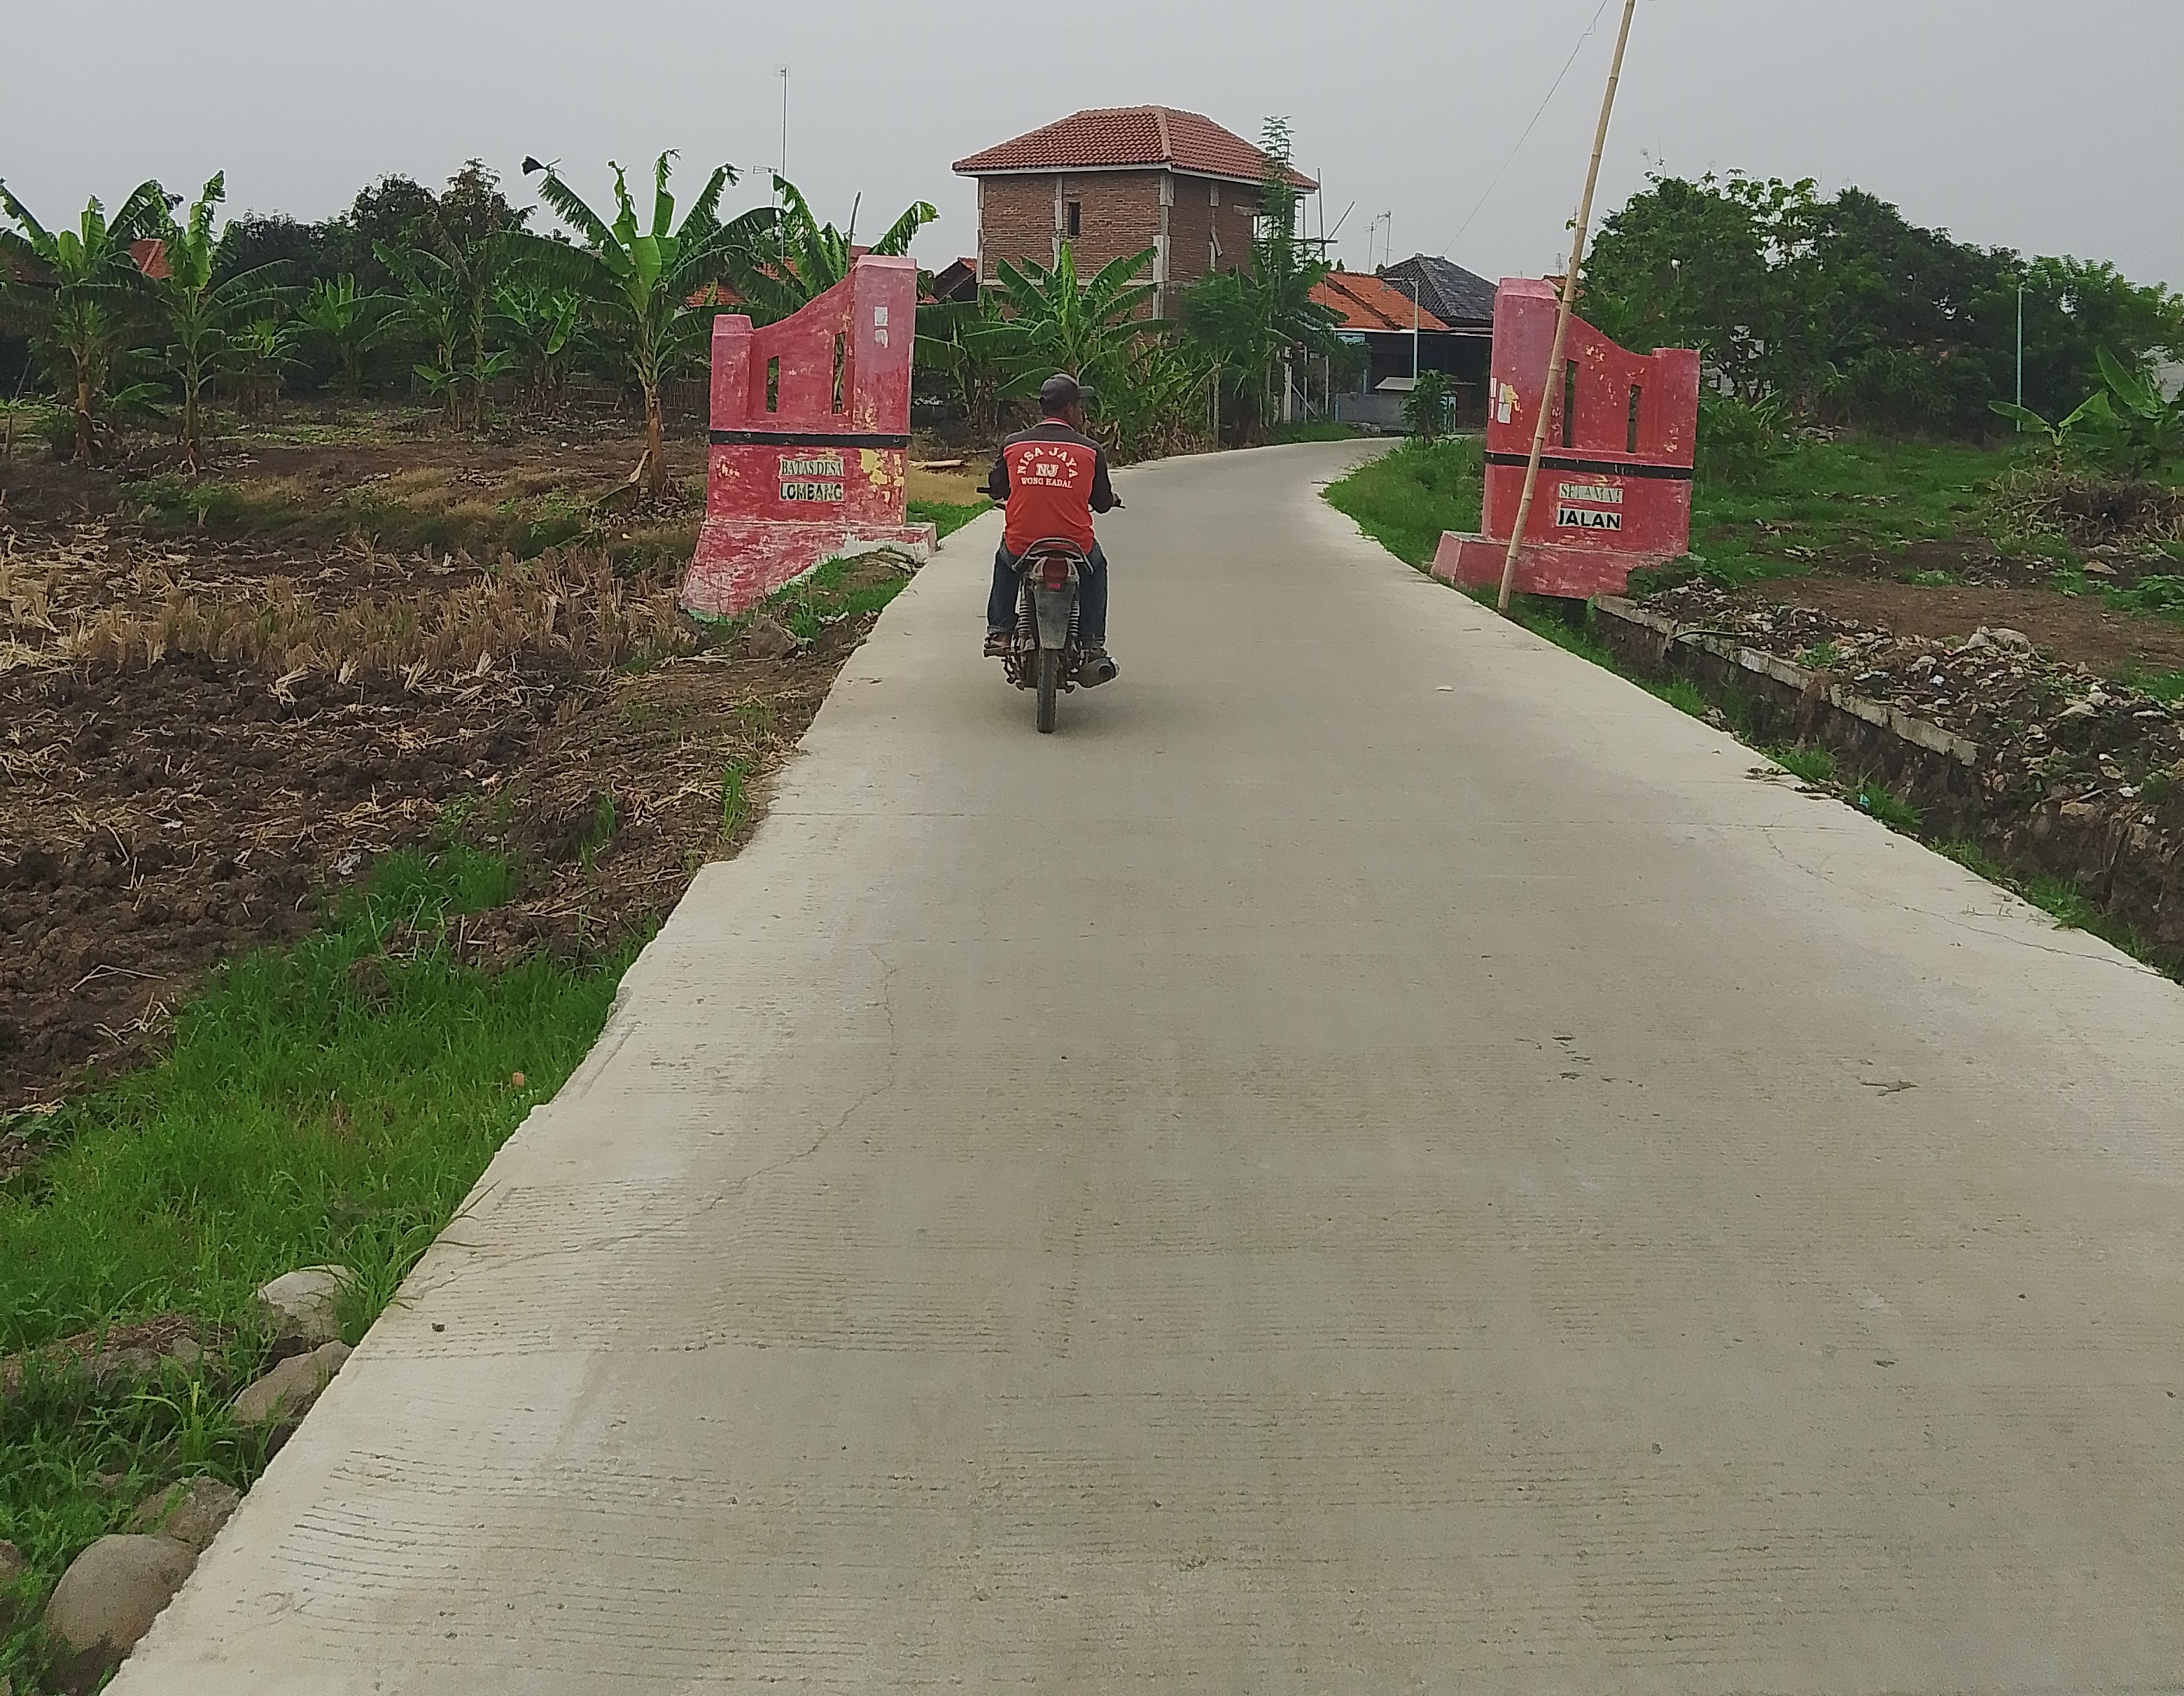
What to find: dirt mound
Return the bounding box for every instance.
[1733,575,2184,680]
[1988,463,2184,548]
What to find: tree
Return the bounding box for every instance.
[516,153,778,496]
[727,176,937,324]
[916,287,1009,434]
[0,179,167,461]
[1994,347,2184,477]
[1583,172,1834,407]
[295,275,390,396]
[493,277,582,414]
[1180,118,1340,444]
[372,163,528,429]
[977,242,1219,458]
[374,240,466,421]
[143,173,285,470]
[228,312,297,418]
[978,242,1159,431]
[1585,170,2184,435]
[1403,370,1453,442]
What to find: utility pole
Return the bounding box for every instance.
[1497,0,1641,616]
[2017,278,2026,413]
[776,66,791,192]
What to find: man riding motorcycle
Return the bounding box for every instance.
[983,373,1120,687]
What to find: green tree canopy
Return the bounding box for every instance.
[1181,118,1340,444]
[143,172,287,468]
[1583,170,2184,437]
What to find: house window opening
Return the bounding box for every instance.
[1065,200,1082,239]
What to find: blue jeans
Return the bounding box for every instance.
[990,542,1109,645]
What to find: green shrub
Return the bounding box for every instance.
[1695,388,1792,486]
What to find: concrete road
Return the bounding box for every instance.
[120,444,2184,1692]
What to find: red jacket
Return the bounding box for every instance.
[990,419,1116,556]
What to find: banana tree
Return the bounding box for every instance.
[295,275,391,397]
[374,241,465,423]
[492,277,582,413]
[229,314,298,418]
[1992,346,2184,476]
[0,178,167,461]
[916,288,1008,434]
[728,176,937,324]
[981,243,1161,408]
[143,173,284,470]
[516,153,778,496]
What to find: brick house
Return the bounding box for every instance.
[952,106,1317,318]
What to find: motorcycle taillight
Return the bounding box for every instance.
[1039,559,1070,591]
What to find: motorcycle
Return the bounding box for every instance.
[987,498,1121,736]
[1000,538,1090,734]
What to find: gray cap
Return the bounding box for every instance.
[1039,372,1084,414]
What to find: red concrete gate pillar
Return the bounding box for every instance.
[682,255,937,617]
[1433,278,1700,599]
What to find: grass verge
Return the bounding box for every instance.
[1322,437,1482,568]
[907,498,990,540]
[1679,435,2041,587]
[1316,433,2043,591]
[2,844,638,1687]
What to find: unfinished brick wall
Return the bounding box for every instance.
[1162,178,1262,291]
[978,176,1058,282]
[976,170,1264,310]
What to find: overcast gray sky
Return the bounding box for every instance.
[3,1,2178,291]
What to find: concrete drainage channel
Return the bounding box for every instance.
[1588,595,2184,974]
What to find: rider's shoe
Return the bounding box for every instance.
[1077,647,1119,687]
[983,628,1013,658]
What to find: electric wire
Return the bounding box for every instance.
[1448,0,1616,252]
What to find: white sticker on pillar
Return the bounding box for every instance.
[874,307,890,328]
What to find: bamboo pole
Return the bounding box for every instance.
[1497,0,1641,615]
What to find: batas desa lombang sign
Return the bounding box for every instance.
[682,257,934,617]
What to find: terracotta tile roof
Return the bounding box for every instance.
[1312,272,1448,334]
[954,107,1316,190]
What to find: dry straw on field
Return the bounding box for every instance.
[9,546,698,688]
[1987,463,2184,548]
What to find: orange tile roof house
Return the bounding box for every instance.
[953,106,1317,318]
[1310,268,1493,430]
[1312,272,1452,335]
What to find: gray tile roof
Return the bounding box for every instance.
[1382,255,1497,327]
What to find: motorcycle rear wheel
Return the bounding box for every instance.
[1036,649,1060,734]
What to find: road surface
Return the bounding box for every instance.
[120,443,2184,1691]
